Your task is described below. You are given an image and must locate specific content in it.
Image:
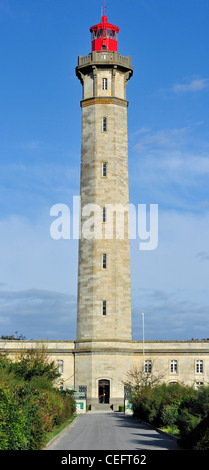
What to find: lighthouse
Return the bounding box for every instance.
[76,12,133,344]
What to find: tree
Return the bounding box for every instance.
[124,363,166,396]
[0,331,26,340]
[8,343,60,383]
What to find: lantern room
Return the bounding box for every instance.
[90,15,119,52]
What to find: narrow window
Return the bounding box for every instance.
[102,300,107,316]
[102,78,108,90]
[102,162,107,177]
[144,360,152,374]
[170,360,178,374]
[102,117,107,132]
[56,360,63,374]
[102,253,107,269]
[103,207,106,222]
[196,360,203,373]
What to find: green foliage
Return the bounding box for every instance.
[0,353,10,371]
[161,404,179,427]
[9,344,60,382]
[0,331,26,340]
[196,415,209,450]
[0,350,76,450]
[127,374,209,449]
[177,389,209,448]
[131,382,196,427]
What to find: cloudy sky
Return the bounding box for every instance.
[0,0,209,341]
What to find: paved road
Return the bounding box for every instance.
[48,411,180,451]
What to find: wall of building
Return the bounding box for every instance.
[1,339,209,409]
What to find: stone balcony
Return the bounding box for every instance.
[77,51,133,75]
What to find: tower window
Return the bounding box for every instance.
[102,117,107,132]
[102,78,108,90]
[103,207,106,222]
[102,162,107,177]
[102,300,107,316]
[102,253,107,269]
[170,360,178,374]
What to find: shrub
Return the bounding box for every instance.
[177,388,209,448]
[0,379,31,449]
[0,379,76,450]
[161,404,179,427]
[196,415,209,450]
[132,382,196,428]
[0,351,76,450]
[9,345,60,382]
[127,371,209,448]
[177,407,201,443]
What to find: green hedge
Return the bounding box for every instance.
[0,352,76,450]
[131,382,209,449]
[132,383,195,426]
[0,374,75,450]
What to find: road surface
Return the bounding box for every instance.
[47,411,180,451]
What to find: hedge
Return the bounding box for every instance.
[0,352,76,450]
[131,382,209,449]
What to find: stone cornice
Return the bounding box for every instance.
[80,96,129,108]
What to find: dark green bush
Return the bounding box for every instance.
[161,404,179,427]
[196,415,209,450]
[0,352,76,450]
[132,382,196,428]
[177,390,209,448]
[177,407,201,442]
[131,379,209,449]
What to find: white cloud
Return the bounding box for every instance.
[130,209,209,340]
[132,288,209,341]
[172,78,209,94]
[130,124,209,211]
[0,288,76,340]
[133,126,191,153]
[0,214,78,293]
[197,251,209,262]
[157,78,209,98]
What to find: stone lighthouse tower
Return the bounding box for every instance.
[76,12,133,345]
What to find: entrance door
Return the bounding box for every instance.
[98,379,110,404]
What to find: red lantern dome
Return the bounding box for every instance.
[90,14,119,52]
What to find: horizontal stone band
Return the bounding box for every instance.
[80,96,129,108]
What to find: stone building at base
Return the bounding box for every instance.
[1,339,209,410]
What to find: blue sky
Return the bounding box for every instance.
[0,0,209,341]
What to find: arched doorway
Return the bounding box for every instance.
[98,379,110,404]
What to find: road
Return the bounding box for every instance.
[47,411,180,451]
